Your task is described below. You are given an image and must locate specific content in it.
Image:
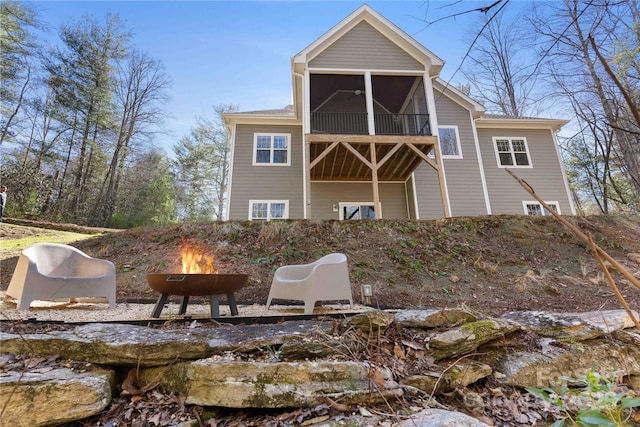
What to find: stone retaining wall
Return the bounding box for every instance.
[1,308,638,426]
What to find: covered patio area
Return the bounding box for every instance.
[305,132,449,219]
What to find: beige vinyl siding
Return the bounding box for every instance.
[412,165,445,219]
[309,21,424,70]
[413,92,487,218]
[228,124,304,220]
[434,94,487,215]
[310,182,409,219]
[477,128,572,215]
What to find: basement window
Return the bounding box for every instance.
[339,203,377,220]
[523,201,560,216]
[249,200,289,221]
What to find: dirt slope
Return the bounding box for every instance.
[2,215,639,315]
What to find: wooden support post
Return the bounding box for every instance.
[433,141,450,217]
[370,142,381,219]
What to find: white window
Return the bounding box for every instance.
[437,126,462,158]
[523,201,560,216]
[253,133,290,166]
[249,200,289,221]
[493,137,532,167]
[339,203,377,220]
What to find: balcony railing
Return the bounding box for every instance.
[311,112,431,136]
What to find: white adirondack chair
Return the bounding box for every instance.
[266,253,353,314]
[6,243,116,310]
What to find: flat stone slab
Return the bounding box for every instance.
[398,408,491,426]
[0,367,113,427]
[0,320,334,366]
[429,318,521,360]
[395,308,478,328]
[139,360,402,408]
[496,341,640,388]
[502,309,638,341]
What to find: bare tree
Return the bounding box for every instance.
[93,49,171,226]
[461,10,538,116]
[44,14,130,221]
[194,104,237,220]
[172,104,237,221]
[532,0,639,213]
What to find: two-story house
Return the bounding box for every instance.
[223,5,575,221]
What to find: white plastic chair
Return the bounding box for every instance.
[6,243,116,310]
[266,253,353,314]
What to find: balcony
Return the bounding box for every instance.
[311,112,431,136]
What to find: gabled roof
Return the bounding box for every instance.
[292,4,445,77]
[432,80,568,129]
[433,78,486,119]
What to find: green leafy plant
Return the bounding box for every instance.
[526,369,640,426]
[352,268,367,280]
[282,235,304,261]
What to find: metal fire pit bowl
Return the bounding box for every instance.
[147,273,248,318]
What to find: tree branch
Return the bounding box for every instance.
[588,34,640,128]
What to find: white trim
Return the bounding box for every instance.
[303,69,311,131]
[433,78,485,119]
[293,5,444,75]
[492,136,533,168]
[551,130,577,215]
[476,117,568,131]
[437,126,463,159]
[469,114,492,214]
[224,113,298,124]
[224,123,237,221]
[338,202,380,220]
[423,73,452,217]
[252,133,291,166]
[248,200,290,221]
[364,72,375,135]
[312,179,407,184]
[411,173,420,219]
[306,67,427,75]
[522,201,561,216]
[302,69,310,219]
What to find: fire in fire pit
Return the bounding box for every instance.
[180,247,216,274]
[147,246,248,318]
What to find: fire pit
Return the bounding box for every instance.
[147,273,248,318]
[147,247,248,318]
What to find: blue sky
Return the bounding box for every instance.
[30,1,527,151]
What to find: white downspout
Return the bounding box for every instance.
[224,123,237,221]
[470,113,492,214]
[424,74,452,217]
[293,69,309,218]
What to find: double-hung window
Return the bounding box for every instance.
[253,133,290,166]
[493,137,531,167]
[249,200,288,221]
[437,126,462,158]
[523,201,560,216]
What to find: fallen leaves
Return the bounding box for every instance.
[120,368,160,397]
